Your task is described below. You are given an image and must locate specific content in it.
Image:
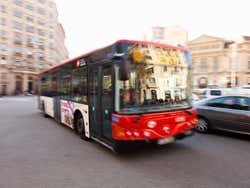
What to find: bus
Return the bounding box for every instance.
[38,40,197,151]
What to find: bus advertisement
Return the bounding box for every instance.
[38,40,197,151]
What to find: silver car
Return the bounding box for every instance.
[194,96,250,135]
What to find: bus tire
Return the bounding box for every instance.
[75,113,89,141]
[42,103,49,118]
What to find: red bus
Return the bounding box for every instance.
[38,40,197,151]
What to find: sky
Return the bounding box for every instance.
[55,0,250,58]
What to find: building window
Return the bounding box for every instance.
[14,47,22,54]
[0,18,6,25]
[38,62,43,69]
[49,33,53,39]
[1,73,7,80]
[14,35,22,43]
[26,4,34,11]
[37,7,45,15]
[38,0,46,4]
[13,10,23,18]
[26,26,34,33]
[0,43,7,51]
[36,51,44,58]
[213,58,219,71]
[248,61,250,69]
[12,21,22,30]
[38,29,45,36]
[153,27,164,40]
[26,49,33,56]
[248,77,250,85]
[200,59,207,71]
[14,59,22,65]
[26,61,33,68]
[26,15,34,22]
[37,20,45,26]
[0,30,7,38]
[49,13,53,19]
[198,77,208,88]
[163,66,167,72]
[12,0,23,6]
[0,5,6,13]
[49,1,54,8]
[27,37,35,45]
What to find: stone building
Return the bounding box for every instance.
[0,0,68,95]
[188,35,250,88]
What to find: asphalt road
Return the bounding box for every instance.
[0,96,250,188]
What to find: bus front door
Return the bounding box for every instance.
[89,65,113,142]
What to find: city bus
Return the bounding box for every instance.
[38,40,197,151]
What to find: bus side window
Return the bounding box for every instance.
[72,67,87,103]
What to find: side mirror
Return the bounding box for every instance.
[118,59,130,81]
[113,54,130,81]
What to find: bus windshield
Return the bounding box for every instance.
[115,44,192,114]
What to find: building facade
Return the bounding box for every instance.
[0,0,68,95]
[188,35,250,88]
[144,26,188,46]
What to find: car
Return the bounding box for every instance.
[193,88,227,100]
[194,96,250,135]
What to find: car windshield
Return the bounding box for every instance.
[115,44,192,114]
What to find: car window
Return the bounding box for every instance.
[234,97,250,111]
[210,90,222,96]
[206,97,235,109]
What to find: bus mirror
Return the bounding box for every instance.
[112,48,130,81]
[118,59,130,81]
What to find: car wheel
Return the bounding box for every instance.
[195,117,209,133]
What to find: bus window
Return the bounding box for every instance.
[72,67,87,103]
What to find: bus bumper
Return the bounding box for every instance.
[112,109,198,141]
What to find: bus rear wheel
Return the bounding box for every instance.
[75,114,89,141]
[42,103,49,118]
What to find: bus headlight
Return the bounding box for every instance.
[147,121,157,128]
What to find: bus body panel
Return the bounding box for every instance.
[40,96,55,118]
[60,100,90,138]
[112,108,197,140]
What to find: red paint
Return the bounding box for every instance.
[112,108,197,141]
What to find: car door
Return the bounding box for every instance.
[204,96,236,130]
[230,96,250,133]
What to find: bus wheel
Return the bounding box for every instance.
[75,114,89,141]
[42,103,49,118]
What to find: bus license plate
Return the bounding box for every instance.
[157,137,175,145]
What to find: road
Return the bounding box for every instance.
[0,96,249,188]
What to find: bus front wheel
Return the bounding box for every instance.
[75,114,89,141]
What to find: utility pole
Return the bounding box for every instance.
[231,43,237,88]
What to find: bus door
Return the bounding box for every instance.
[88,65,113,141]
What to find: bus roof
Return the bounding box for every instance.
[39,39,189,75]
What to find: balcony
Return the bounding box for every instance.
[14,39,22,45]
[13,51,23,57]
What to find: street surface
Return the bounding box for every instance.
[0,96,250,188]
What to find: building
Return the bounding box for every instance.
[145,26,188,46]
[0,0,68,95]
[188,34,250,88]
